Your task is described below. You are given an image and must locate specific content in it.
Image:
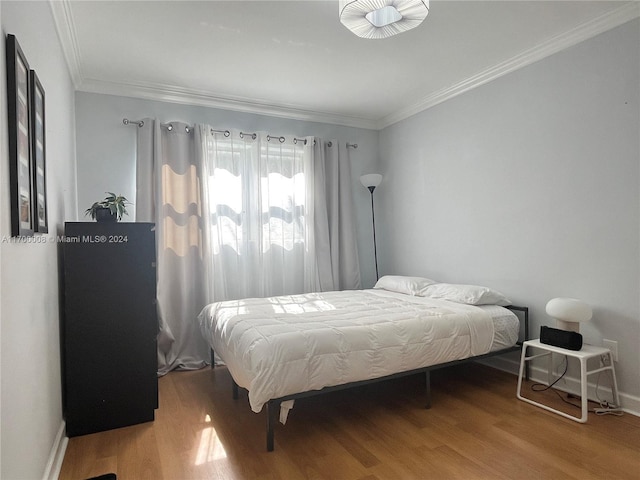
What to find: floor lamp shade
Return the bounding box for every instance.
[360,174,383,190]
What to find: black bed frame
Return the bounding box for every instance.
[215,305,529,451]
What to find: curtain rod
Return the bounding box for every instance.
[122,118,357,148]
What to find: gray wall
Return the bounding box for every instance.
[378,19,640,405]
[75,92,382,288]
[1,1,78,478]
[1,11,635,478]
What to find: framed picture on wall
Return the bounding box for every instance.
[6,34,35,237]
[30,70,48,233]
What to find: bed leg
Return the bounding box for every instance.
[425,370,432,409]
[232,379,239,400]
[210,349,215,369]
[266,400,278,452]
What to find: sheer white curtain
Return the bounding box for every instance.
[201,130,324,300]
[137,121,361,373]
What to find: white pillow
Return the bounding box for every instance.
[373,275,437,296]
[419,283,511,306]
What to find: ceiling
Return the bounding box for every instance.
[51,0,640,129]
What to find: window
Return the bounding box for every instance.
[202,132,315,299]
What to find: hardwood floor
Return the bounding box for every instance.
[59,363,640,480]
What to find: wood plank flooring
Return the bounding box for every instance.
[59,363,640,480]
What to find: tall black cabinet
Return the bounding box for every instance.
[62,222,158,437]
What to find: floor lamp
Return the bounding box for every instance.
[360,174,383,281]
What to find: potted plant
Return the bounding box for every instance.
[85,192,131,222]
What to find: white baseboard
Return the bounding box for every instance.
[477,356,640,417]
[42,421,68,480]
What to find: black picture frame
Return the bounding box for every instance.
[30,70,48,233]
[6,34,35,237]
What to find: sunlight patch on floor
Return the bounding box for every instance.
[195,415,228,465]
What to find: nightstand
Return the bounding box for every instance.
[516,339,620,422]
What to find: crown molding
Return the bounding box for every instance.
[49,0,83,88]
[78,77,380,130]
[51,0,639,131]
[377,2,640,129]
[49,0,376,129]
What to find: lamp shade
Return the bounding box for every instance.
[546,297,592,333]
[360,174,383,188]
[339,0,429,39]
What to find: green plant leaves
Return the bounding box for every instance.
[84,192,131,221]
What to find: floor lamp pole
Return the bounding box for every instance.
[360,173,383,283]
[368,186,379,281]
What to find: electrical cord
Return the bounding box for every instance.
[529,355,623,417]
[593,362,623,416]
[530,355,568,392]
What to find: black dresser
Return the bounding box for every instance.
[62,222,158,437]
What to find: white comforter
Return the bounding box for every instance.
[198,289,495,414]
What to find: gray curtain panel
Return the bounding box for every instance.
[137,120,209,374]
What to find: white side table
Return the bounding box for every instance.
[516,339,620,423]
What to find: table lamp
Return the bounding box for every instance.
[546,297,592,333]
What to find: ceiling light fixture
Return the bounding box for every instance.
[339,0,429,39]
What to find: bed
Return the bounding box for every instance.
[198,276,529,451]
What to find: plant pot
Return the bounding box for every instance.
[95,207,117,223]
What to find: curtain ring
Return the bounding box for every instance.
[210,129,231,137]
[123,118,144,127]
